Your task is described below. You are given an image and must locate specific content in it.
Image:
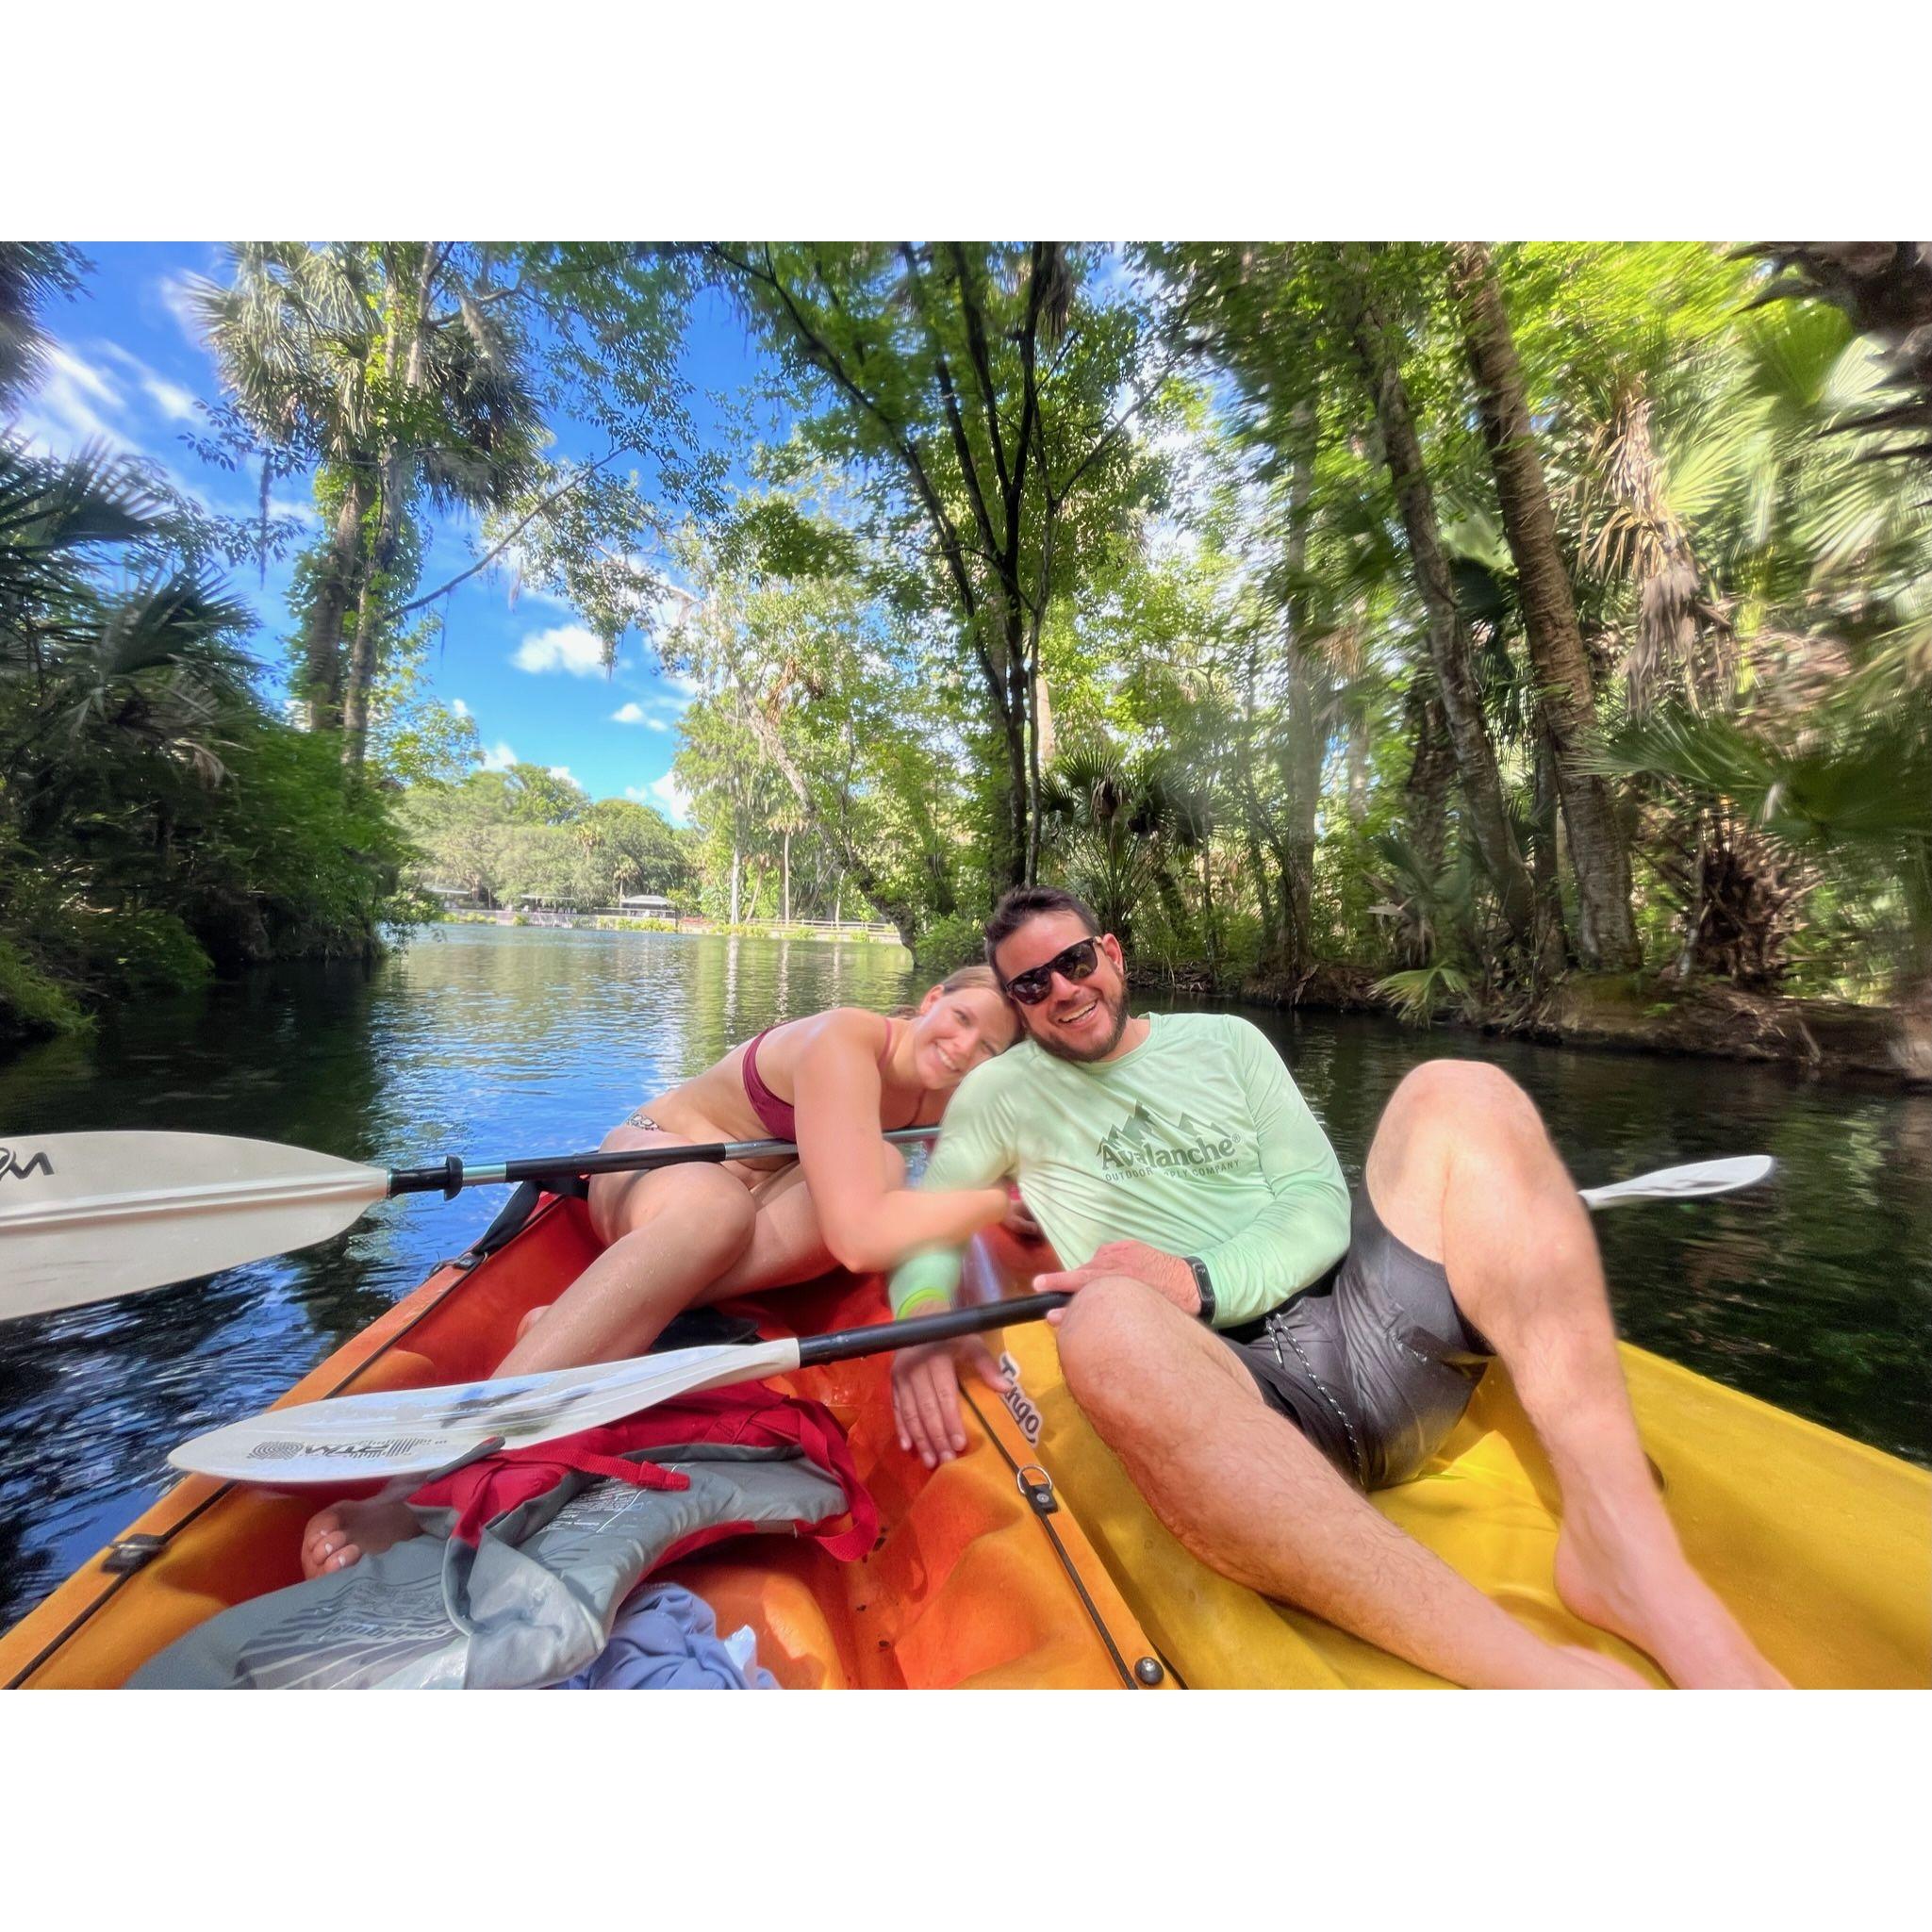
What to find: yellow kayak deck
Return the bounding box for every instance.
[998,1312,1931,1688]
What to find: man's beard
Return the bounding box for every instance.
[1026,983,1130,1064]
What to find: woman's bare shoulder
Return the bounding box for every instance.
[771,1006,890,1059]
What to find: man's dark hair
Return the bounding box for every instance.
[983,883,1100,967]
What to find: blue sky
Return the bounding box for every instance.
[7,244,778,821]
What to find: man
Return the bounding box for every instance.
[887,885,1788,1689]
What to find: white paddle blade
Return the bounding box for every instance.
[1579,1154,1776,1210]
[0,1131,389,1321]
[169,1333,805,1486]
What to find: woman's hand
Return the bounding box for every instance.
[890,1334,1012,1468]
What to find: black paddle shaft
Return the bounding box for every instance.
[796,1291,1072,1367]
[388,1126,939,1199]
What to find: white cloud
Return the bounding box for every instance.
[511,624,611,678]
[548,765,580,788]
[481,740,519,770]
[141,376,200,423]
[12,345,137,456]
[648,773,691,822]
[157,274,208,352]
[624,776,691,822]
[451,698,471,718]
[614,692,688,735]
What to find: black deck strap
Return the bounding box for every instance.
[652,1309,763,1352]
[961,1385,1179,1690]
[460,1181,551,1266]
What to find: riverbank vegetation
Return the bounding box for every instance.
[5,241,1926,1073]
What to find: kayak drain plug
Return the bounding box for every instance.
[1134,1657,1164,1687]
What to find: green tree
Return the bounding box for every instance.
[195,244,543,760]
[702,243,1182,887]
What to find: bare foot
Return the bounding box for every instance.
[1550,1644,1651,1689]
[1556,1522,1790,1688]
[301,1488,425,1579]
[515,1304,552,1346]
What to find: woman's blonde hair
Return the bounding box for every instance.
[893,962,1013,1020]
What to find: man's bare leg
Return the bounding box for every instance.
[1363,1059,1788,1688]
[1054,1278,1646,1688]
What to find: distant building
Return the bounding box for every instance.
[618,894,681,920]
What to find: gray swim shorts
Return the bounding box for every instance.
[1220,1188,1493,1491]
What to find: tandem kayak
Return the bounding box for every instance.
[3,1193,1926,1689]
[965,1225,1932,1689]
[0,1190,1171,1691]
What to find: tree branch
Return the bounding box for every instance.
[372,446,626,624]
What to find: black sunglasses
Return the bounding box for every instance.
[1001,937,1101,1006]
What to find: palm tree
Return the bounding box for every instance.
[1559,288,1931,996]
[2,440,253,755]
[194,244,542,760]
[1589,669,1930,1068]
[1038,737,1207,944]
[1333,244,1548,970]
[1449,241,1641,969]
[0,243,84,408]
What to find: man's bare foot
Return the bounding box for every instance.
[1556,1519,1791,1688]
[1550,1644,1651,1689]
[301,1488,424,1579]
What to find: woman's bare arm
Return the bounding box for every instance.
[790,1014,1008,1274]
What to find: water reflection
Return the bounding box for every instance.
[0,928,1925,1629]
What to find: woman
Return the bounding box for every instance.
[301,966,1019,1577]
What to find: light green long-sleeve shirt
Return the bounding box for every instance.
[888,1013,1351,1329]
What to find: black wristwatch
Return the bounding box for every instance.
[1183,1256,1216,1325]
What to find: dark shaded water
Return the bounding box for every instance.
[1,925,1927,1629]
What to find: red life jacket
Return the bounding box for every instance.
[408,1383,879,1564]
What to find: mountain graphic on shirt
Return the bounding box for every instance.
[1098,1101,1162,1159]
[1096,1103,1229,1173]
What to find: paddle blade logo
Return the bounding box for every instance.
[0,1147,54,1183]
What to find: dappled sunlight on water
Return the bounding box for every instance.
[0,926,1925,1627]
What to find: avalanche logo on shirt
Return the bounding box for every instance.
[1094,1100,1241,1183]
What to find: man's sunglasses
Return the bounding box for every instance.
[1001,937,1101,1006]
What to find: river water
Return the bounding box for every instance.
[2,924,1927,1629]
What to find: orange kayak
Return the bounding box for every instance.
[6,1197,1926,1690]
[0,1194,1172,1690]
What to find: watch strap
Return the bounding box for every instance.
[1182,1256,1215,1325]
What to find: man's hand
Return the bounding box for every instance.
[1000,1191,1043,1244]
[1033,1240,1199,1322]
[891,1334,1013,1469]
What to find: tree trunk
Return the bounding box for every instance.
[341,450,406,766]
[782,828,791,924]
[1450,241,1640,970]
[729,844,741,925]
[1404,683,1455,885]
[305,470,372,731]
[343,251,435,768]
[1340,252,1543,963]
[1531,722,1570,975]
[1279,418,1323,973]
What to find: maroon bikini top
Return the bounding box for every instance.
[739,1017,916,1142]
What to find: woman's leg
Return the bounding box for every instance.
[303,1127,758,1578]
[700,1141,909,1301]
[492,1159,756,1376]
